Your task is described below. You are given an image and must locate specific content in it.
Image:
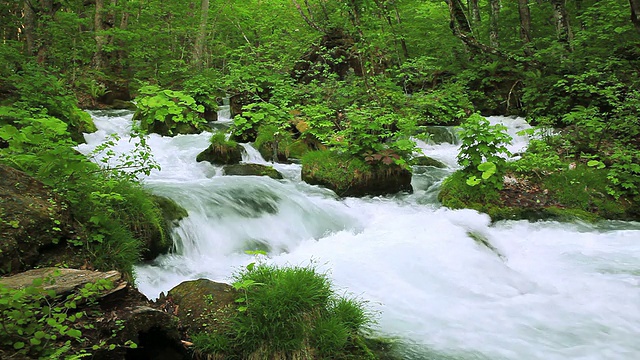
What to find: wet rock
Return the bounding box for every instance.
[302,153,413,197]
[196,142,244,165]
[223,164,283,179]
[413,156,447,168]
[164,279,237,335]
[144,195,188,260]
[0,164,79,274]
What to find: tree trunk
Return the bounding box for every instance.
[550,0,573,52]
[489,0,500,48]
[192,0,209,69]
[393,4,409,59]
[631,0,640,34]
[23,0,37,55]
[93,0,106,69]
[518,0,532,51]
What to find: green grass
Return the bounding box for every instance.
[193,264,376,359]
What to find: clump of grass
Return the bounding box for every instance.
[193,264,375,359]
[209,132,238,152]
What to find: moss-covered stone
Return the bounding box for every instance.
[167,279,237,335]
[222,163,283,179]
[0,164,80,274]
[302,150,412,197]
[145,195,188,259]
[196,134,244,165]
[439,166,640,222]
[413,155,447,168]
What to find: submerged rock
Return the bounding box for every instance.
[223,163,283,179]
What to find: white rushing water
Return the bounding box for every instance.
[78,110,640,360]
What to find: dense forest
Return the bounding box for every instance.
[1,0,640,358]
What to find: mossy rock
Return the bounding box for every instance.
[223,164,283,179]
[413,155,447,168]
[439,167,639,222]
[0,164,79,274]
[301,150,412,197]
[111,99,137,110]
[196,142,244,165]
[146,195,188,259]
[69,109,97,143]
[167,279,237,335]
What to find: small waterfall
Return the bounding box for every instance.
[239,143,268,164]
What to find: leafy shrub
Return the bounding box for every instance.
[0,273,114,358]
[457,114,512,189]
[407,82,473,125]
[232,102,292,140]
[134,85,206,135]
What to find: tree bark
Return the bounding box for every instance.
[192,0,209,69]
[489,0,500,48]
[550,0,573,52]
[93,0,106,69]
[518,0,532,51]
[23,0,37,55]
[631,0,640,34]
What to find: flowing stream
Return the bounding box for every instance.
[78,109,640,360]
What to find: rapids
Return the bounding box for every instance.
[77,109,640,360]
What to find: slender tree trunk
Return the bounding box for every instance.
[631,0,640,34]
[23,0,36,55]
[192,0,209,69]
[518,0,532,52]
[93,0,106,69]
[393,4,409,59]
[489,0,500,48]
[550,0,573,52]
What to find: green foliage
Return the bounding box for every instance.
[135,86,206,135]
[232,102,292,140]
[193,264,373,359]
[407,82,474,125]
[0,103,166,277]
[182,71,222,111]
[457,114,512,190]
[0,274,114,358]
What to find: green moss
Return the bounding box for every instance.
[301,150,412,196]
[439,164,638,222]
[302,150,372,193]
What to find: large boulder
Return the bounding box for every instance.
[223,164,283,179]
[0,164,79,274]
[163,279,237,335]
[301,151,413,197]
